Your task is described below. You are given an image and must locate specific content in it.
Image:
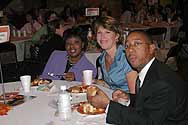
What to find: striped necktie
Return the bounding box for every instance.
[135,76,141,94]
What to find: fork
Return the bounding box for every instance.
[47,72,65,78]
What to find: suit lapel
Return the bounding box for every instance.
[135,59,159,107]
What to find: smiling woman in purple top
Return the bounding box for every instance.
[40,27,97,81]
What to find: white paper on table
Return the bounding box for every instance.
[0,25,10,43]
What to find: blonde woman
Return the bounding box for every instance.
[94,16,137,93]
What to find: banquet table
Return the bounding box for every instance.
[0,80,113,125]
[10,36,100,63]
[10,36,32,62]
[124,21,179,41]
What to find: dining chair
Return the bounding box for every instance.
[0,42,19,81]
[146,27,167,47]
[95,56,103,79]
[164,43,181,64]
[164,39,188,64]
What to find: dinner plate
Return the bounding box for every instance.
[67,85,89,93]
[6,95,25,106]
[0,92,19,101]
[31,78,52,86]
[77,102,105,115]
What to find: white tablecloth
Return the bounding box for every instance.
[125,22,179,41]
[0,80,113,125]
[11,38,32,62]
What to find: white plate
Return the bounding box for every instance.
[70,93,87,104]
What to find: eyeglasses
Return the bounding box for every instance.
[124,40,149,49]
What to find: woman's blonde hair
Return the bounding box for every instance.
[93,16,123,44]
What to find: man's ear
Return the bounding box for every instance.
[149,43,156,53]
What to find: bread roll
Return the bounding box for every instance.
[87,86,97,96]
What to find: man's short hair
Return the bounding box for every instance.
[128,30,154,44]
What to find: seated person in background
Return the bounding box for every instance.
[133,1,147,23]
[148,5,163,22]
[40,27,97,81]
[30,18,73,62]
[20,12,41,34]
[61,5,76,25]
[93,16,137,93]
[0,14,16,31]
[31,10,58,44]
[87,30,188,125]
[120,3,134,25]
[38,19,66,63]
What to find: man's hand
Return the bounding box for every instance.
[87,86,110,109]
[63,72,75,81]
[112,89,129,102]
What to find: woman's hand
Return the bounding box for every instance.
[63,72,75,81]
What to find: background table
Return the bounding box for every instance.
[124,21,179,41]
[11,36,32,62]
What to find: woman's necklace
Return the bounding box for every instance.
[67,52,83,65]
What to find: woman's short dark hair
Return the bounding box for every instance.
[63,26,87,51]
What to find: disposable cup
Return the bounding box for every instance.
[20,75,31,93]
[23,30,27,37]
[83,70,93,85]
[17,30,21,37]
[167,18,171,24]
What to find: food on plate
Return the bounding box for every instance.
[67,85,89,93]
[0,92,19,100]
[31,79,52,86]
[7,95,25,106]
[77,102,105,115]
[0,103,11,116]
[37,85,50,92]
[87,86,97,96]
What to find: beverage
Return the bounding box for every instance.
[17,30,21,37]
[12,29,16,37]
[20,75,31,93]
[83,70,93,85]
[87,28,92,41]
[57,86,72,121]
[23,30,27,37]
[167,18,171,24]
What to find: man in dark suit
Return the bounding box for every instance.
[87,30,188,125]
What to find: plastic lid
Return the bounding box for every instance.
[60,85,66,91]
